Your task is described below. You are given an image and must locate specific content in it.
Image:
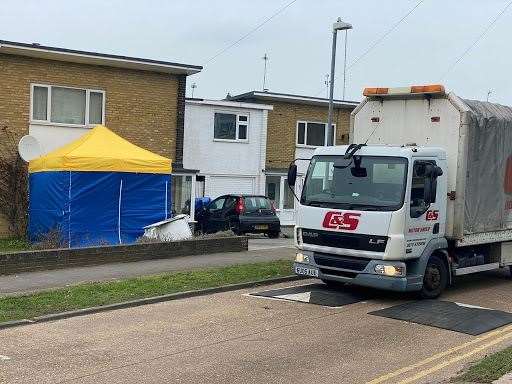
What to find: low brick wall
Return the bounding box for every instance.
[0,236,248,275]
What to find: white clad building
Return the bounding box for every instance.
[184,98,273,203]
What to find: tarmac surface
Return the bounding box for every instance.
[0,237,294,296]
[2,268,512,384]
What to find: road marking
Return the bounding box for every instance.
[366,324,512,384]
[0,355,11,361]
[397,330,512,384]
[275,291,312,303]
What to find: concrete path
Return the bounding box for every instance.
[3,270,512,384]
[0,238,294,296]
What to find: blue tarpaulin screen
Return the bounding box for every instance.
[29,171,171,247]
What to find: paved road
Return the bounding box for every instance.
[2,270,512,384]
[0,237,294,296]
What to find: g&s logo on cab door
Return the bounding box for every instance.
[322,211,361,231]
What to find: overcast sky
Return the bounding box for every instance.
[2,0,511,104]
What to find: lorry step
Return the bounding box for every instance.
[454,262,500,276]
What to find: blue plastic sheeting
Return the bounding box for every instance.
[29,171,171,247]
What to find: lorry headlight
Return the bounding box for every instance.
[374,264,405,277]
[295,252,309,263]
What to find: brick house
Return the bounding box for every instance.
[227,91,358,225]
[0,40,202,237]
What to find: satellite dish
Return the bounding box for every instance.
[18,135,43,161]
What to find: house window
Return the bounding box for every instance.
[214,112,249,141]
[296,121,335,147]
[31,84,105,127]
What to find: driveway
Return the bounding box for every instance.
[2,270,512,383]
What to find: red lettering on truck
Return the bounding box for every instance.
[322,212,361,231]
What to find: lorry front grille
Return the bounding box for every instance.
[314,253,370,271]
[302,228,388,252]
[319,268,357,279]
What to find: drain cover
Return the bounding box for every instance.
[249,283,366,308]
[369,300,512,335]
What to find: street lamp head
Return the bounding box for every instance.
[333,18,352,31]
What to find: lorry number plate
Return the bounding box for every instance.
[295,266,319,277]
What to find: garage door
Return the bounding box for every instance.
[209,176,255,198]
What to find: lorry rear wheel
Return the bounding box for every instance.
[420,255,448,299]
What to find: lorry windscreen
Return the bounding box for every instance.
[301,155,408,211]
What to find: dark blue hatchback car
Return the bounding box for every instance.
[196,194,281,238]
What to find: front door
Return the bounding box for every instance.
[204,196,227,232]
[265,175,302,226]
[405,160,443,258]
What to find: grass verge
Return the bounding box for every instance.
[452,346,512,383]
[0,260,293,323]
[0,237,30,252]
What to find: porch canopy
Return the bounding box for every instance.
[28,126,172,247]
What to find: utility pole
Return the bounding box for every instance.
[262,53,269,91]
[191,83,197,98]
[324,74,330,99]
[487,90,492,102]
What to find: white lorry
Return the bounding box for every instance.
[289,84,512,297]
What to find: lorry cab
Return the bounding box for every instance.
[291,84,512,298]
[291,144,447,297]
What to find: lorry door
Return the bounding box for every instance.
[405,159,443,258]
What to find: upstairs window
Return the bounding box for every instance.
[296,121,335,147]
[214,112,249,142]
[31,84,105,127]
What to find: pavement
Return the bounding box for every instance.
[2,268,512,384]
[0,237,294,296]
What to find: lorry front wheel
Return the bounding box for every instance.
[420,255,448,299]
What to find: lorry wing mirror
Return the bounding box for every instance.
[434,166,443,177]
[287,164,297,187]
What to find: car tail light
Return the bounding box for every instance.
[235,198,245,214]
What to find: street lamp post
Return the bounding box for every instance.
[327,18,352,146]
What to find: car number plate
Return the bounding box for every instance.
[255,224,268,230]
[295,266,319,277]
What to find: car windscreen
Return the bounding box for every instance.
[301,155,408,211]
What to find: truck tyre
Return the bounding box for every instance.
[420,254,448,299]
[268,231,280,239]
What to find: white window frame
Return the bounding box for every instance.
[213,111,249,143]
[30,83,106,128]
[296,120,336,148]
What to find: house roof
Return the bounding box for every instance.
[0,39,202,75]
[227,90,359,108]
[185,98,273,111]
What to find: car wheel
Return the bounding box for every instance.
[419,255,448,299]
[230,223,242,236]
[268,231,280,239]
